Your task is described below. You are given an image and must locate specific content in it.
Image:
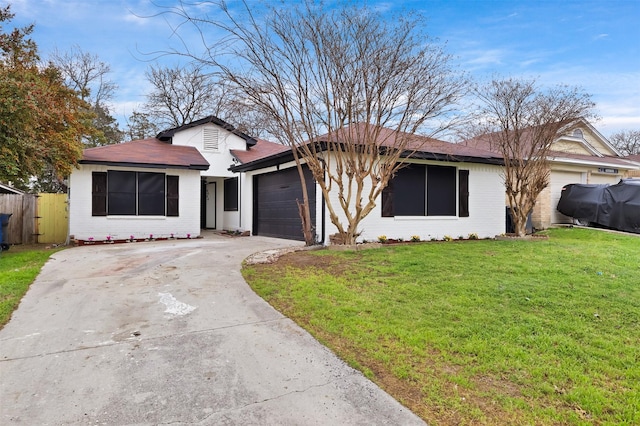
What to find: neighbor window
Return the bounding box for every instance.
[92,171,178,216]
[224,177,238,211]
[382,165,469,217]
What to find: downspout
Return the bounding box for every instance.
[320,157,326,245]
[238,172,242,229]
[65,180,71,246]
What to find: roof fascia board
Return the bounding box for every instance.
[550,156,634,170]
[230,147,504,172]
[79,160,209,171]
[157,115,257,146]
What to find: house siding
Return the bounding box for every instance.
[239,157,505,243]
[170,123,248,231]
[582,129,617,156]
[69,164,202,241]
[171,123,247,179]
[340,161,505,242]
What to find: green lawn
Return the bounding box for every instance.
[243,228,640,425]
[0,246,61,328]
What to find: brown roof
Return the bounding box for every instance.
[321,124,502,160]
[230,139,289,164]
[548,150,636,168]
[230,124,503,172]
[80,138,210,170]
[627,154,640,162]
[463,127,635,169]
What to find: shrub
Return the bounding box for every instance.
[443,235,453,242]
[468,233,479,240]
[378,235,388,243]
[411,235,421,242]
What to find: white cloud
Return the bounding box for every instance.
[463,49,506,67]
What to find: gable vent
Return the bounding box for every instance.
[203,128,219,151]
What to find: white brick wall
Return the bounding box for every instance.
[69,164,202,241]
[171,123,248,178]
[323,158,505,242]
[242,157,506,243]
[170,122,249,232]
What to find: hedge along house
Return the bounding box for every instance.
[229,124,506,243]
[69,138,209,242]
[463,118,639,230]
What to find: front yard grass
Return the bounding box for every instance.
[243,228,640,425]
[0,245,61,329]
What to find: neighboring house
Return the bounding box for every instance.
[463,118,639,230]
[625,155,640,177]
[68,138,209,242]
[229,124,507,242]
[0,183,25,195]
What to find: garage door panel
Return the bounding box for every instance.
[254,167,316,241]
[589,174,621,185]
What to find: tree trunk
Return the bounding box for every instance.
[511,207,528,237]
[296,199,315,246]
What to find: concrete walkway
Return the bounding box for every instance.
[0,233,424,425]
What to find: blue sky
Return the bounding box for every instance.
[7,0,640,138]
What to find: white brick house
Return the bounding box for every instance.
[69,138,209,242]
[70,117,508,243]
[230,125,506,242]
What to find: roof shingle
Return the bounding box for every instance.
[80,138,210,170]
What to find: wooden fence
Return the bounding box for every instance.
[37,193,68,244]
[0,194,37,245]
[0,193,69,245]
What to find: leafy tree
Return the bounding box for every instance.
[609,130,640,156]
[0,5,94,190]
[125,110,160,140]
[472,78,595,236]
[50,46,123,146]
[161,1,466,245]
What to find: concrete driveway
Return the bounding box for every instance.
[0,233,424,425]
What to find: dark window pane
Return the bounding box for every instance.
[108,171,136,215]
[394,164,426,216]
[138,172,165,215]
[167,175,179,217]
[224,177,238,211]
[427,165,456,216]
[459,170,469,217]
[92,172,107,216]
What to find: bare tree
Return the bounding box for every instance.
[144,63,219,128]
[609,130,640,156]
[161,1,466,245]
[473,78,595,236]
[50,45,117,106]
[50,46,122,146]
[143,63,272,137]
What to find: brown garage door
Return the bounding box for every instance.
[253,166,316,241]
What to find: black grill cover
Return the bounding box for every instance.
[557,179,640,234]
